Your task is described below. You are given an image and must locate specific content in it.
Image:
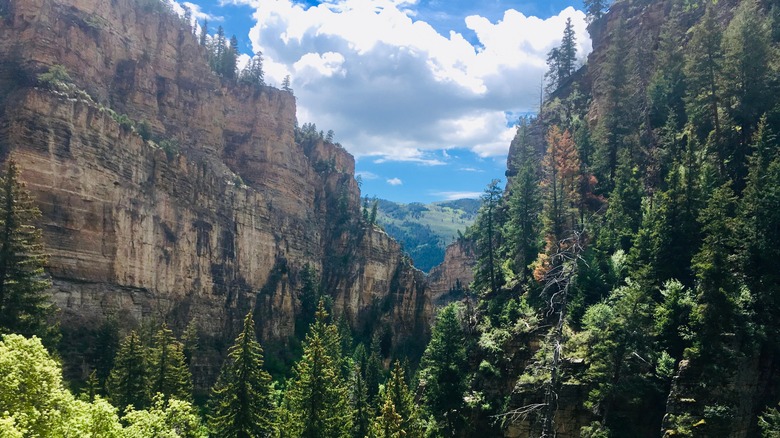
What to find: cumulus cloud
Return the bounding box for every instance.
[168,0,224,22]
[222,0,590,162]
[387,177,403,186]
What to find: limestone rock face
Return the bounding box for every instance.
[427,240,475,306]
[0,0,432,378]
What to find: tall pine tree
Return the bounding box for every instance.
[0,161,54,343]
[149,324,192,404]
[282,300,352,437]
[107,331,150,413]
[209,311,275,438]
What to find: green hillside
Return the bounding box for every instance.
[372,198,480,272]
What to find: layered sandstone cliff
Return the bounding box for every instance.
[0,0,432,379]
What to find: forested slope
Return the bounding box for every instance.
[424,0,780,436]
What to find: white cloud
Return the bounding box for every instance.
[168,0,224,22]
[433,191,483,200]
[387,177,403,186]
[223,0,591,161]
[356,171,379,180]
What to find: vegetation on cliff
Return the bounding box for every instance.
[4,0,780,437]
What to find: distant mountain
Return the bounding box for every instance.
[374,198,480,272]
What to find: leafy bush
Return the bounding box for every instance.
[37,65,72,91]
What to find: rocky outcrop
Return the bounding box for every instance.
[0,0,432,380]
[427,239,475,306]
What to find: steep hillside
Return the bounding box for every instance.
[0,0,432,383]
[433,0,780,436]
[375,198,479,272]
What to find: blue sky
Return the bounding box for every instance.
[172,0,590,203]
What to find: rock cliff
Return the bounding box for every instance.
[427,239,475,306]
[0,0,432,380]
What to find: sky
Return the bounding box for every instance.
[172,0,591,203]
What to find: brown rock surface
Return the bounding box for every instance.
[427,239,475,306]
[0,0,433,379]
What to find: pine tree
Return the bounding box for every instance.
[382,361,423,438]
[647,2,686,132]
[149,324,192,403]
[107,331,150,413]
[369,398,404,438]
[283,300,352,437]
[719,0,774,185]
[349,361,371,438]
[282,75,293,93]
[200,19,208,46]
[504,119,541,282]
[593,20,633,190]
[534,126,582,281]
[0,161,54,343]
[544,18,577,95]
[239,52,265,87]
[601,150,643,252]
[209,312,275,438]
[684,4,723,156]
[740,119,780,341]
[582,280,662,434]
[365,335,383,403]
[418,303,467,436]
[558,18,577,83]
[474,179,504,295]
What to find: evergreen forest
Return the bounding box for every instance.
[3,0,780,437]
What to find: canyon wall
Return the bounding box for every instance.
[0,0,432,379]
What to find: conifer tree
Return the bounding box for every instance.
[684,5,723,155]
[558,18,577,83]
[720,0,774,185]
[418,303,467,436]
[370,398,404,438]
[504,118,541,281]
[283,300,352,437]
[474,179,504,295]
[365,335,384,403]
[149,324,192,403]
[349,361,371,438]
[582,280,661,434]
[107,331,150,413]
[740,119,780,341]
[382,360,423,438]
[209,311,275,438]
[544,18,577,94]
[239,52,265,87]
[0,161,54,343]
[282,75,293,93]
[200,19,208,46]
[593,20,633,189]
[534,126,582,281]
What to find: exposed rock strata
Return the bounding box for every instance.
[0,0,432,380]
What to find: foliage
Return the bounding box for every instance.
[208,312,276,437]
[281,301,353,437]
[0,334,124,437]
[0,161,55,344]
[149,324,193,404]
[418,303,468,436]
[760,404,780,438]
[37,64,73,91]
[545,17,578,94]
[107,331,150,413]
[473,179,504,295]
[122,395,207,438]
